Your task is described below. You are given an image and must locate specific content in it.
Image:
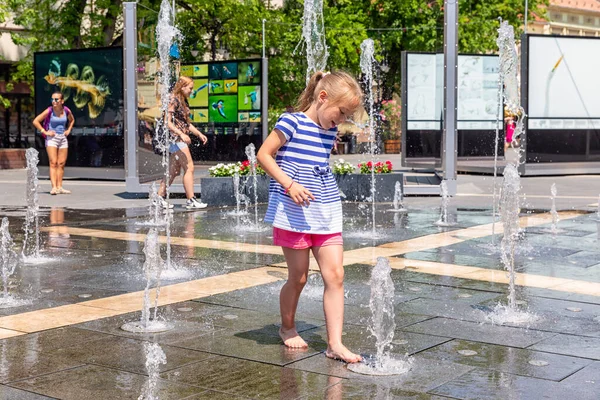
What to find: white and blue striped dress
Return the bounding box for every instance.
[264,112,342,234]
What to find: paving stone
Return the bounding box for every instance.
[303,325,451,359]
[562,360,600,386]
[170,327,326,366]
[318,380,450,399]
[478,296,600,338]
[529,334,600,360]
[419,339,593,381]
[0,385,55,399]
[0,327,108,354]
[430,368,598,400]
[0,342,85,384]
[403,317,555,348]
[75,302,229,344]
[10,364,204,400]
[162,355,341,399]
[51,335,216,375]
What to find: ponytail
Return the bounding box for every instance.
[295,71,328,112]
[295,71,362,113]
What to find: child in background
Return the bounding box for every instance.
[257,71,363,363]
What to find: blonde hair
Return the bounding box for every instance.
[172,76,193,104]
[296,71,362,113]
[170,76,193,123]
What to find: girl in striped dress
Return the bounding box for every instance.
[257,71,363,363]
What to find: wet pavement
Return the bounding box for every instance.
[0,183,599,398]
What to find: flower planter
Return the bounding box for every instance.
[335,174,359,201]
[335,172,403,202]
[383,139,401,154]
[201,173,403,206]
[201,175,270,207]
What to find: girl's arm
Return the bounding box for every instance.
[65,112,75,136]
[257,129,315,206]
[32,109,50,135]
[188,124,207,144]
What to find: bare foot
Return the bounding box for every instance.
[279,327,308,348]
[325,345,362,363]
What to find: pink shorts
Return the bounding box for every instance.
[273,227,343,249]
[505,123,515,143]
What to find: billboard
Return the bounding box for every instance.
[527,35,600,130]
[405,53,501,131]
[181,58,263,135]
[34,47,124,169]
[34,47,123,136]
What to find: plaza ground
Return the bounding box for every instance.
[0,162,598,399]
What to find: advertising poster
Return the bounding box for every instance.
[34,47,123,135]
[183,59,263,135]
[406,53,443,130]
[457,55,502,130]
[528,36,600,129]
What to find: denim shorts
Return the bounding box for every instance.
[169,142,188,154]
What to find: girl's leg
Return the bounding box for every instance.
[280,247,310,348]
[46,146,58,191]
[158,153,181,197]
[56,148,68,189]
[178,146,195,199]
[312,244,361,363]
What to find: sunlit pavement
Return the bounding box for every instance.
[0,168,599,398]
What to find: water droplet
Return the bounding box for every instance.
[566,307,582,312]
[457,349,478,356]
[527,257,534,260]
[457,293,472,298]
[515,300,527,305]
[222,314,238,319]
[569,260,578,264]
[528,360,549,367]
[92,254,103,258]
[40,289,54,293]
[392,339,408,345]
[177,307,193,312]
[78,294,92,298]
[408,287,422,292]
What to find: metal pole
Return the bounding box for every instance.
[442,0,458,195]
[123,2,139,191]
[524,0,529,33]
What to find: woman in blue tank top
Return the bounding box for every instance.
[33,91,75,195]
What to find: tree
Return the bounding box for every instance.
[363,0,548,99]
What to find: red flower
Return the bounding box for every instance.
[367,161,373,167]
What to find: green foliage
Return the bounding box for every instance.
[1,0,548,121]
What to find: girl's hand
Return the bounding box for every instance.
[287,182,315,207]
[64,130,71,137]
[46,130,56,137]
[197,133,208,145]
[180,133,191,144]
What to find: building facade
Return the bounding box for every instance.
[529,0,600,36]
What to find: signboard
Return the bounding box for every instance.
[527,35,600,129]
[181,59,262,135]
[34,47,123,137]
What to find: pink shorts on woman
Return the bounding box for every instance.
[273,227,342,249]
